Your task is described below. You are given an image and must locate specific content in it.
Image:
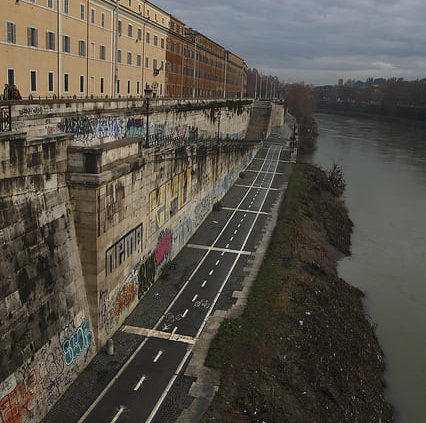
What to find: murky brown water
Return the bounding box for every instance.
[302,113,426,423]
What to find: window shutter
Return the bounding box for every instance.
[13,24,16,43]
[46,31,49,49]
[35,29,38,47]
[27,27,31,46]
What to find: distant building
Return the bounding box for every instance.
[338,79,344,86]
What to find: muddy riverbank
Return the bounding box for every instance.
[201,163,393,422]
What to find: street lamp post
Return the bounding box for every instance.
[144,84,153,148]
[217,110,221,142]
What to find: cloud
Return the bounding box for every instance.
[154,0,426,84]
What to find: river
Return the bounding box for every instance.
[303,113,426,423]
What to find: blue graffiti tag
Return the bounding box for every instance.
[62,320,93,366]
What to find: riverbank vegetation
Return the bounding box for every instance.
[201,163,393,422]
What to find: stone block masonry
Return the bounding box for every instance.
[0,132,95,423]
[0,99,275,422]
[10,98,253,146]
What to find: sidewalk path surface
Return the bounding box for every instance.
[43,120,296,423]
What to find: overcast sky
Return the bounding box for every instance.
[154,0,426,85]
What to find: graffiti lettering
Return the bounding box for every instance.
[113,280,137,320]
[99,289,114,334]
[105,223,143,276]
[155,229,173,266]
[126,118,144,137]
[61,320,92,366]
[18,106,49,116]
[137,252,156,298]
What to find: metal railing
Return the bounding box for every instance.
[0,105,11,132]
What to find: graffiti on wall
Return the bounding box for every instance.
[59,113,198,145]
[150,168,191,235]
[173,216,193,248]
[0,313,93,423]
[155,229,173,266]
[61,320,92,366]
[137,251,156,299]
[105,223,143,276]
[113,279,137,321]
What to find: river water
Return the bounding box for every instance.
[303,113,426,423]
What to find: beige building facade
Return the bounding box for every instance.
[0,0,246,100]
[0,0,169,98]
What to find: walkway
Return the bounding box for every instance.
[44,122,296,423]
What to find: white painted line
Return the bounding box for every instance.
[244,213,247,217]
[215,260,220,266]
[209,269,214,276]
[233,184,282,191]
[221,251,225,256]
[221,207,271,216]
[153,350,163,363]
[134,376,146,391]
[237,224,241,228]
[246,169,284,175]
[171,326,178,335]
[201,280,207,288]
[182,309,188,318]
[230,237,234,241]
[121,326,195,344]
[240,218,244,222]
[234,230,238,234]
[110,407,125,423]
[192,294,198,302]
[225,243,230,248]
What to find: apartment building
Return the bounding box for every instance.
[1,0,246,99]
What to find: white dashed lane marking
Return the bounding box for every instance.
[182,309,188,318]
[134,375,146,392]
[209,269,214,276]
[110,407,125,423]
[192,294,198,302]
[201,281,207,288]
[153,350,163,363]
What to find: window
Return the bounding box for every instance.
[101,13,105,28]
[64,73,69,92]
[91,9,95,24]
[161,38,164,49]
[63,0,69,14]
[166,62,171,72]
[167,40,171,51]
[78,40,86,56]
[128,24,132,37]
[79,75,84,93]
[47,0,53,8]
[155,13,157,21]
[62,35,70,52]
[118,20,122,35]
[27,27,38,47]
[100,77,104,94]
[138,5,141,13]
[137,28,142,40]
[137,55,141,67]
[154,35,158,46]
[179,45,182,55]
[127,80,130,94]
[137,81,140,94]
[153,59,157,70]
[46,31,55,50]
[48,72,54,92]
[127,52,132,65]
[6,22,16,44]
[117,79,120,94]
[30,71,37,92]
[128,0,131,6]
[146,32,150,43]
[117,50,121,63]
[145,57,149,68]
[80,4,85,20]
[100,45,105,60]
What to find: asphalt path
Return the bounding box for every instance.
[78,141,289,423]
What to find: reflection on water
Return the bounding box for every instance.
[305,113,426,423]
